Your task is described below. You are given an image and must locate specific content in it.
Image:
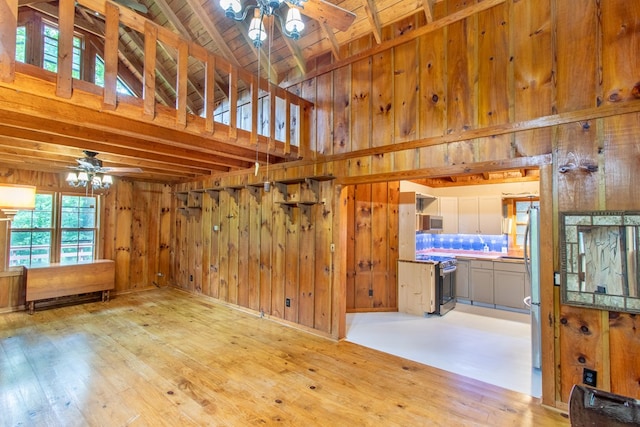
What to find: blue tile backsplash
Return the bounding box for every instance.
[416,233,508,253]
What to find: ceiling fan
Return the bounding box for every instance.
[70,150,143,175]
[113,0,148,13]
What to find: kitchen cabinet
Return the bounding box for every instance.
[439,197,458,234]
[470,260,494,305]
[397,261,435,316]
[493,261,529,310]
[455,259,470,300]
[399,191,437,260]
[458,196,502,235]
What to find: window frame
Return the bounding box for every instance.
[41,20,84,80]
[504,197,540,254]
[8,191,101,268]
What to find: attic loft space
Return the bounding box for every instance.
[3,0,313,183]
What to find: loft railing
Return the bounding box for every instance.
[0,0,312,157]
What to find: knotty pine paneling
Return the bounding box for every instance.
[609,313,640,398]
[314,181,333,333]
[333,65,351,154]
[247,188,262,311]
[476,2,511,160]
[208,191,221,299]
[315,72,332,156]
[298,205,315,328]
[259,187,273,314]
[371,39,394,149]
[512,0,553,156]
[351,39,372,152]
[114,180,133,292]
[603,114,640,210]
[417,19,447,141]
[227,189,240,305]
[217,190,231,301]
[201,190,213,296]
[284,205,300,323]
[559,306,605,402]
[237,188,250,307]
[555,0,598,112]
[345,186,356,310]
[271,192,287,319]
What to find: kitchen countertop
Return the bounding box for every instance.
[417,251,525,262]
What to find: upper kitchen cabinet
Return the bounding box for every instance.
[458,196,503,235]
[439,197,458,234]
[399,191,437,259]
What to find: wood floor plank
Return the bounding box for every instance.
[0,289,569,426]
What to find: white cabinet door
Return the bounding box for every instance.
[455,260,470,299]
[440,197,459,234]
[458,196,502,234]
[470,267,494,304]
[458,197,479,234]
[478,196,503,234]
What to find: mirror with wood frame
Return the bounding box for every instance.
[560,211,640,313]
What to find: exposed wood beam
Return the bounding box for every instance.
[422,0,435,23]
[319,21,341,61]
[152,0,229,102]
[300,0,356,32]
[275,19,306,75]
[183,0,240,67]
[362,0,382,44]
[0,126,230,173]
[338,155,552,186]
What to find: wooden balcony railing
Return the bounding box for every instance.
[0,0,313,158]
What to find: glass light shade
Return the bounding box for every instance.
[102,175,113,186]
[66,172,78,184]
[0,184,36,210]
[77,172,89,183]
[285,7,304,36]
[248,11,267,47]
[220,0,241,14]
[92,176,102,186]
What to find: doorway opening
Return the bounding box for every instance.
[341,170,545,397]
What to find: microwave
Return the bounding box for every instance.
[416,214,444,232]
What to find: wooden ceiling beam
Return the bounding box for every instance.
[319,21,341,61]
[362,0,383,45]
[421,0,435,23]
[275,19,307,75]
[183,0,241,68]
[0,126,231,173]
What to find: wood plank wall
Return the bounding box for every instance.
[0,171,172,313]
[170,0,640,408]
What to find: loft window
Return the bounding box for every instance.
[42,23,83,79]
[16,26,26,62]
[94,55,136,96]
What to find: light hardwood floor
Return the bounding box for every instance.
[0,289,569,426]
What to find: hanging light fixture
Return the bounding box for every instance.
[0,184,36,222]
[220,0,306,47]
[66,171,112,191]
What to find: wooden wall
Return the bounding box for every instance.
[0,170,172,312]
[170,0,640,408]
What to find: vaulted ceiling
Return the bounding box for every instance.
[5,0,539,187]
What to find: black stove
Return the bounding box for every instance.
[416,254,457,315]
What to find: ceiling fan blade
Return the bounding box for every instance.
[299,0,356,32]
[114,0,148,13]
[100,167,144,174]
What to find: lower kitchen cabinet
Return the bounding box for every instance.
[455,259,470,300]
[470,260,494,305]
[398,261,435,316]
[493,261,529,310]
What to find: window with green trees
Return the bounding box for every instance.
[94,55,136,96]
[9,193,98,267]
[42,23,82,79]
[16,26,26,62]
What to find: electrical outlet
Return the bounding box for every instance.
[583,368,597,387]
[285,298,291,307]
[368,289,373,297]
[189,274,193,282]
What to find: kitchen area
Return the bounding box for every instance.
[347,178,543,397]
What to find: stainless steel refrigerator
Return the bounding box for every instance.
[524,205,542,370]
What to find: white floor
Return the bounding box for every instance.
[345,303,541,397]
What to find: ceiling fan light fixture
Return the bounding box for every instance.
[102,175,113,187]
[220,0,242,16]
[248,10,267,47]
[77,172,89,184]
[284,7,304,38]
[66,172,78,185]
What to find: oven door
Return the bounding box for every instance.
[438,264,457,315]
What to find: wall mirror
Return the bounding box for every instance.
[560,211,640,313]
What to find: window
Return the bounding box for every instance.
[16,26,26,63]
[511,198,540,248]
[60,195,97,264]
[42,23,82,79]
[9,194,53,267]
[9,193,98,267]
[94,55,136,96]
